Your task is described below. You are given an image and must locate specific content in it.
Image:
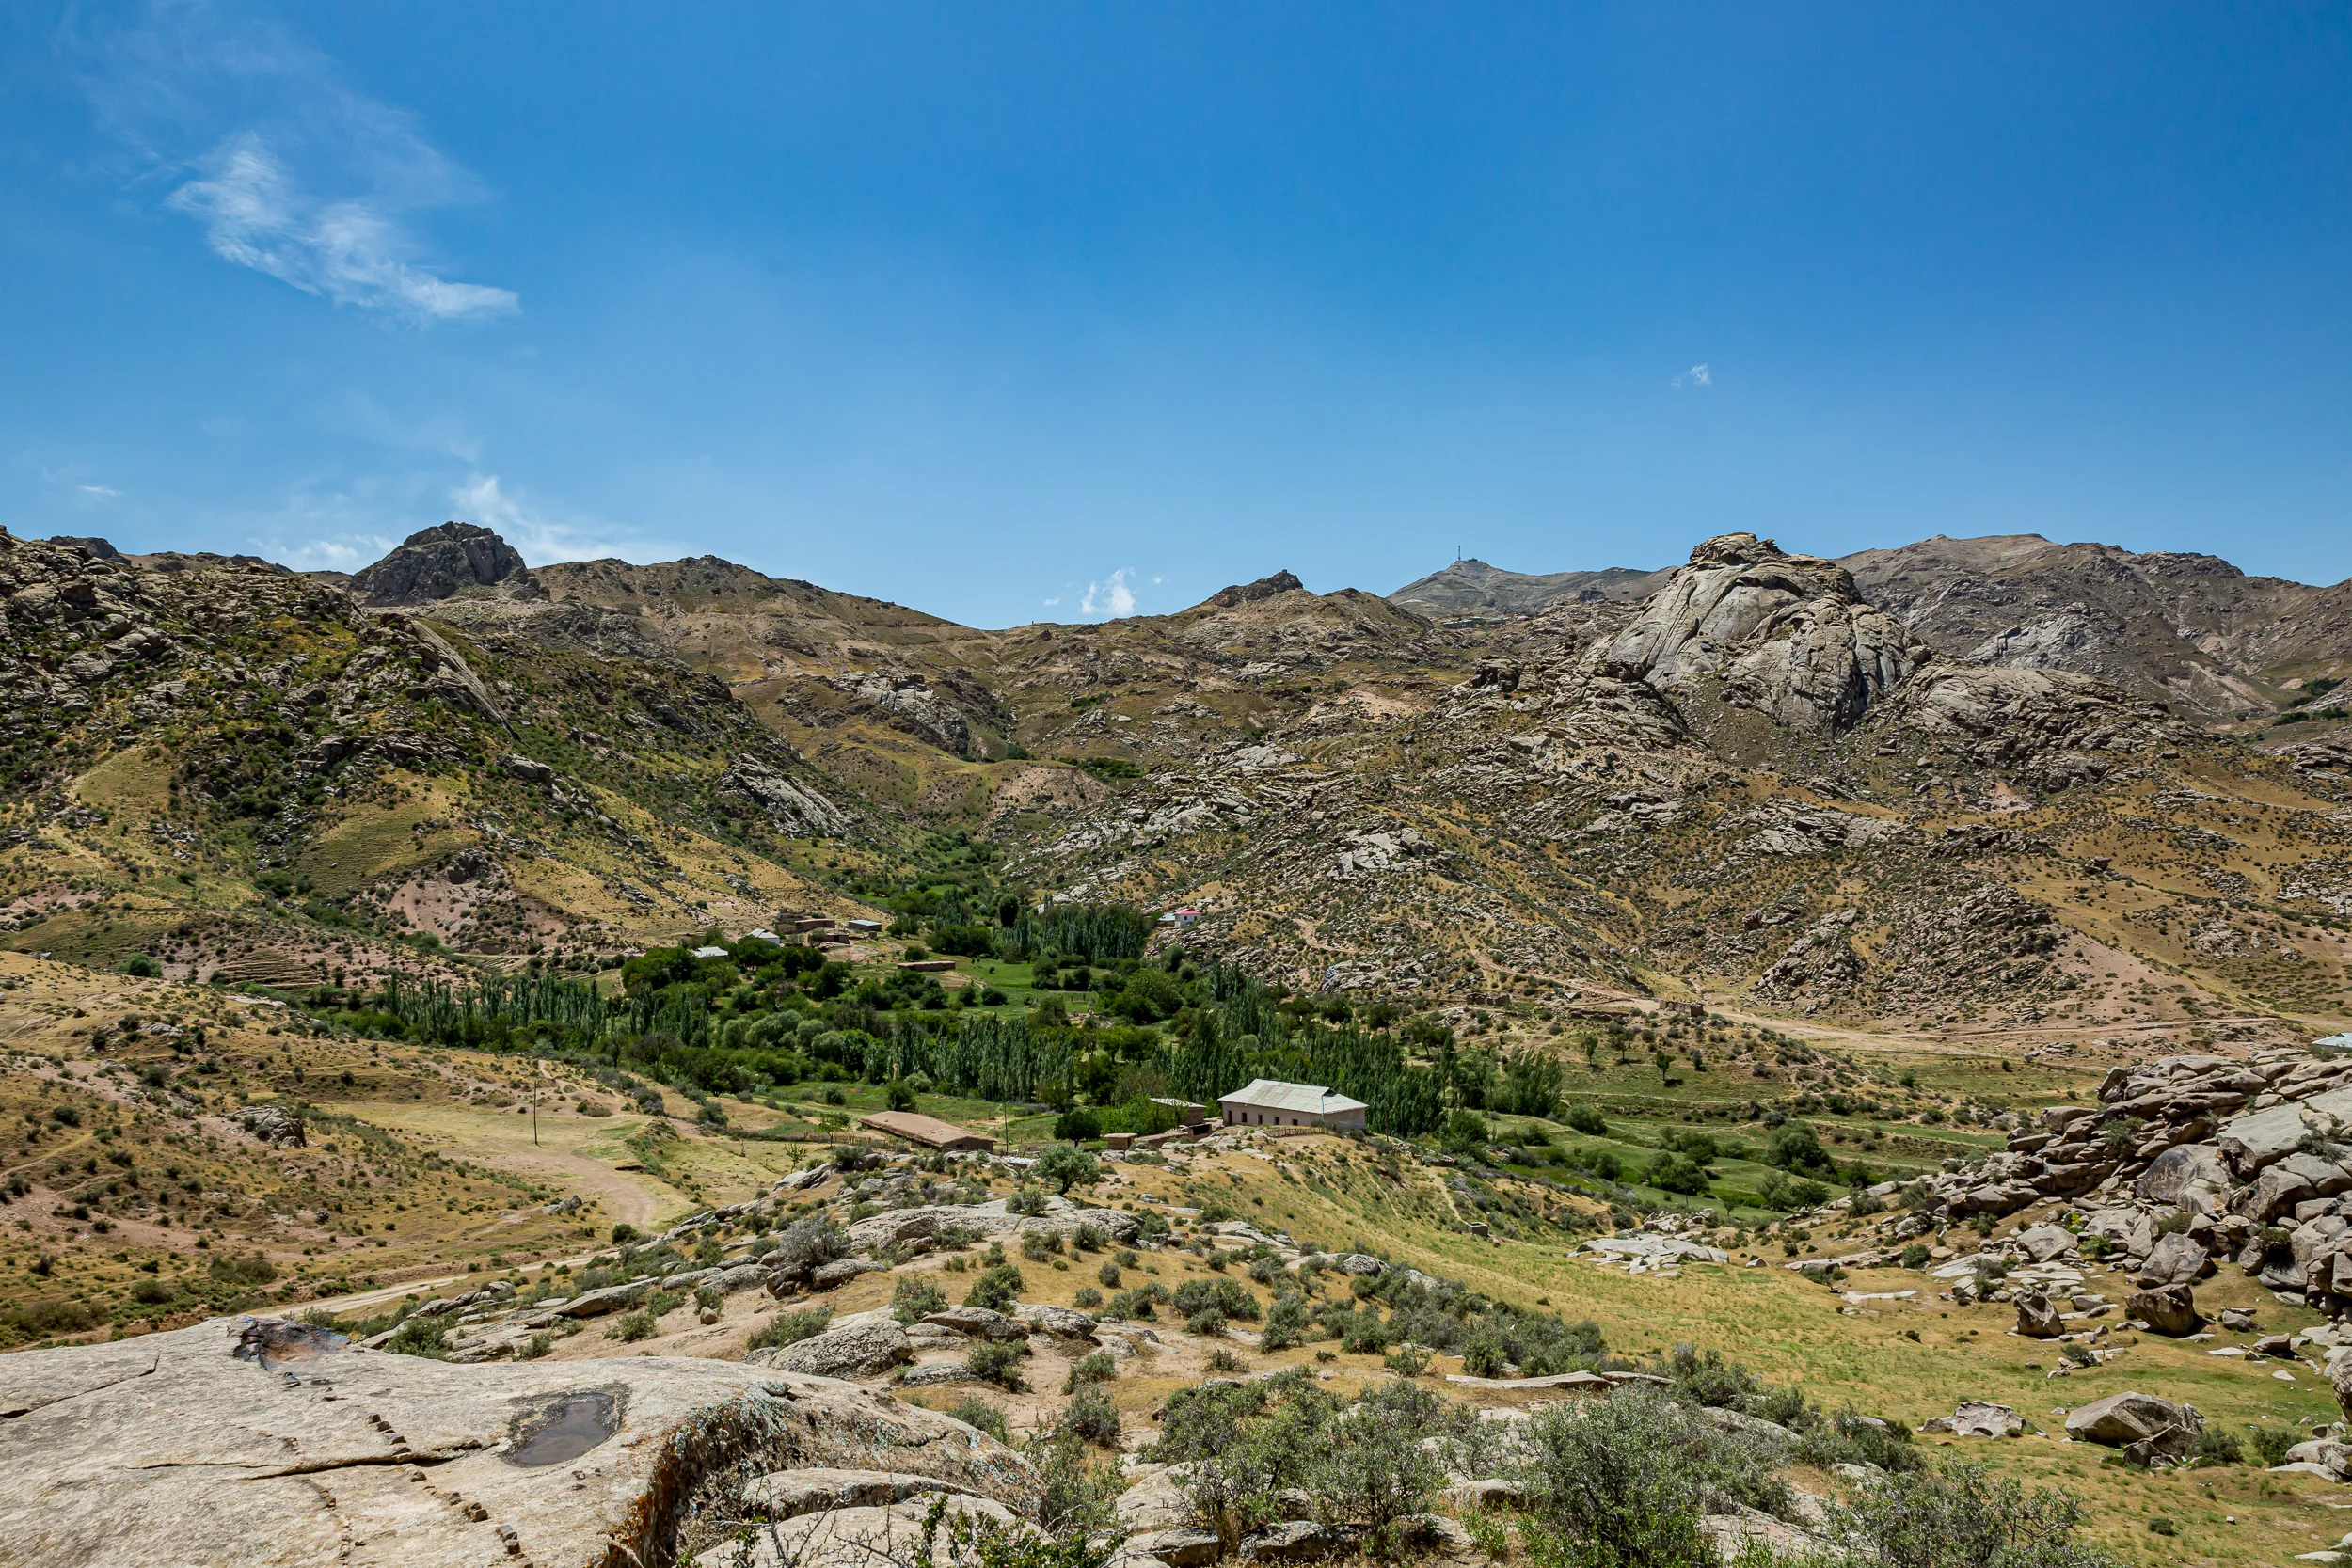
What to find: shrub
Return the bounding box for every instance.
[1064,1349,1118,1391]
[1384,1344,1432,1376]
[946,1394,1010,1443]
[209,1251,278,1286]
[770,1215,850,1278]
[1821,1458,2122,1568]
[1062,1385,1122,1448]
[9,1298,103,1337]
[1205,1346,1247,1372]
[1263,1293,1310,1351]
[1172,1276,1260,1322]
[1565,1103,1609,1136]
[609,1308,658,1342]
[1024,1426,1123,1543]
[1073,1287,1104,1308]
[117,953,161,977]
[964,1263,1025,1312]
[385,1316,449,1359]
[1107,1286,1162,1320]
[1186,1308,1227,1337]
[612,1223,638,1243]
[744,1307,833,1351]
[1899,1243,1932,1269]
[2248,1425,2296,1466]
[1021,1230,1062,1262]
[1008,1189,1050,1217]
[966,1338,1025,1390]
[1097,1260,1121,1289]
[1073,1223,1109,1252]
[1302,1381,1451,1554]
[891,1275,948,1325]
[2194,1425,2245,1467]
[1520,1391,1787,1568]
[1053,1107,1103,1141]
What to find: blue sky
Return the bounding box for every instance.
[6,4,2352,626]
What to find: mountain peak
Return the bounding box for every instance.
[352,522,538,607]
[1202,569,1305,609]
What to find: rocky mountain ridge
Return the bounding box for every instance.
[13,521,2352,1039]
[1391,531,2352,729]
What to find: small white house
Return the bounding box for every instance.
[1218,1079,1368,1134]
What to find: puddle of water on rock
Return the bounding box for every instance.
[505,1392,618,1466]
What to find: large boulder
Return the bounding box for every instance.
[2013,1291,2063,1338]
[2125,1283,2201,1337]
[2134,1143,2232,1207]
[0,1315,1032,1568]
[2236,1164,2316,1224]
[742,1323,913,1378]
[1946,1402,2024,1438]
[1013,1303,1102,1339]
[924,1307,1030,1342]
[2063,1391,2203,1460]
[2137,1230,2214,1289]
[2218,1103,2326,1175]
[2012,1225,2076,1263]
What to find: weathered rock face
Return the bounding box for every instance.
[0,1315,1029,1568]
[1936,1401,2024,1438]
[350,521,539,606]
[2013,1290,2063,1338]
[1590,533,1924,736]
[2126,1283,2201,1337]
[717,756,850,836]
[742,1322,914,1378]
[2137,1230,2214,1289]
[2063,1391,2203,1461]
[233,1103,307,1148]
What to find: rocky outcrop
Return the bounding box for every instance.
[742,1321,914,1378]
[350,522,540,606]
[2062,1391,2203,1464]
[717,756,851,836]
[232,1103,306,1148]
[0,1315,1031,1568]
[1590,534,1925,736]
[1204,570,1306,610]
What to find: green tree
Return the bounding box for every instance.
[1035,1142,1101,1195]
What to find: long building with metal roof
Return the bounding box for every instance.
[1216,1079,1368,1134]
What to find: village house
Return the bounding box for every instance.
[1216,1079,1368,1134]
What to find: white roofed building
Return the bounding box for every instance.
[1217,1079,1368,1134]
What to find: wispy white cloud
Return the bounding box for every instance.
[254,531,400,571]
[76,6,516,326]
[78,484,122,499]
[1673,363,1713,389]
[1079,568,1137,618]
[167,134,516,323]
[1042,594,1062,608]
[447,472,665,564]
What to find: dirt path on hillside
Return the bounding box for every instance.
[320,1101,687,1231]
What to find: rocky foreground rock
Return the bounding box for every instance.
[0,1315,1031,1568]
